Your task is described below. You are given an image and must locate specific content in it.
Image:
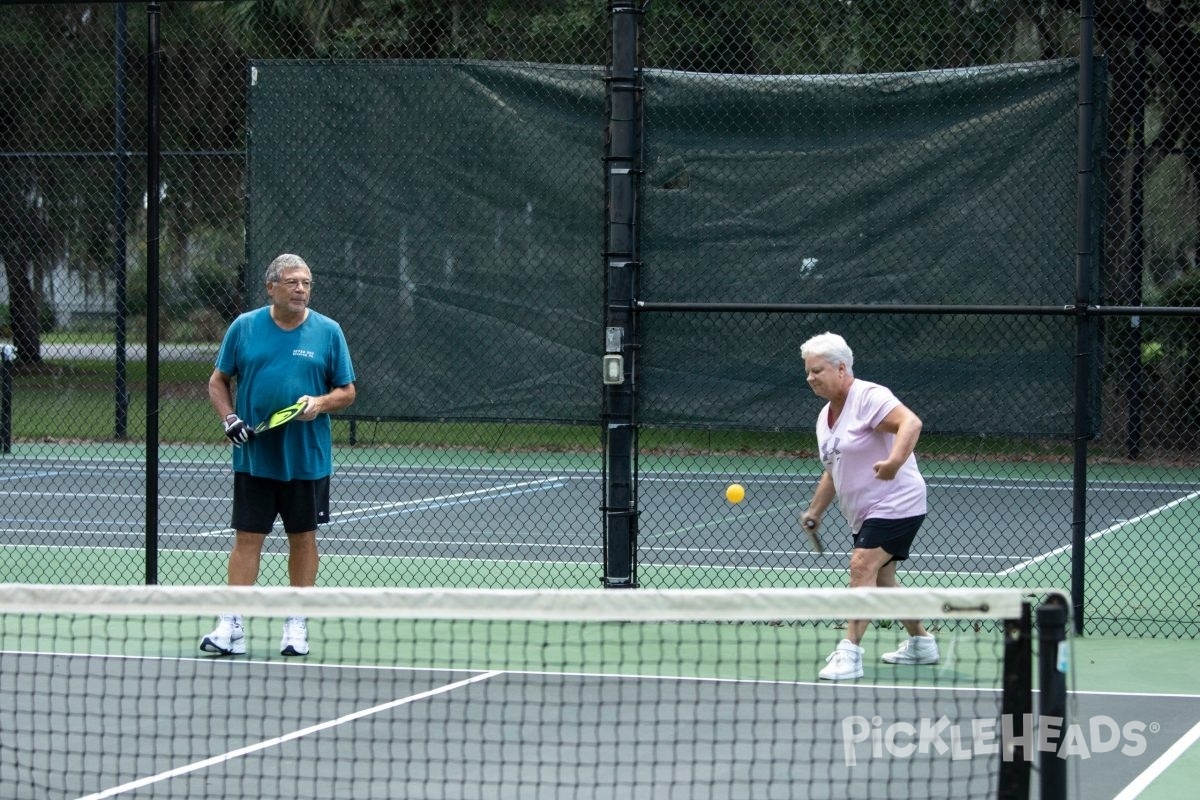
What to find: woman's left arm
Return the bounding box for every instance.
[872,404,922,480]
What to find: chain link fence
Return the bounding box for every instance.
[1,1,1196,636]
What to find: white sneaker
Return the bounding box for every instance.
[200,614,245,655]
[819,639,864,680]
[280,616,309,656]
[882,635,939,665]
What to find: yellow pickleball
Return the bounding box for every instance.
[725,483,745,504]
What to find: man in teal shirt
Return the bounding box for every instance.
[201,253,356,657]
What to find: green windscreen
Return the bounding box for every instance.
[247,58,1100,434]
[638,59,1099,435]
[247,61,604,422]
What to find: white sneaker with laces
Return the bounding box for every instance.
[200,614,245,655]
[280,616,309,656]
[819,639,864,680]
[882,635,939,665]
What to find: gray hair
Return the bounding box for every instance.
[265,253,310,284]
[800,331,854,375]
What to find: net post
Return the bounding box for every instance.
[1037,594,1070,800]
[998,600,1032,800]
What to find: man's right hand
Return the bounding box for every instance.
[223,413,253,445]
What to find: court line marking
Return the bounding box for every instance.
[998,489,1200,576]
[1112,719,1200,800]
[8,456,1196,488]
[0,540,1029,581]
[0,535,1027,565]
[1,476,1189,576]
[14,458,1195,484]
[0,471,62,482]
[187,478,568,537]
[2,460,597,477]
[74,669,504,800]
[0,544,603,570]
[328,482,569,526]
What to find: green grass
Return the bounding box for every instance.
[7,359,213,441]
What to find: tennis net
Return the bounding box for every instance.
[0,585,1066,800]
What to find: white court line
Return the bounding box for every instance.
[0,528,149,537]
[0,471,63,482]
[638,544,1023,561]
[639,560,1001,577]
[191,477,567,537]
[6,476,1191,578]
[998,489,1200,576]
[74,669,504,800]
[0,490,228,501]
[0,545,604,570]
[1111,720,1200,800]
[325,478,562,519]
[0,479,569,548]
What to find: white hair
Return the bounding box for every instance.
[800,331,854,375]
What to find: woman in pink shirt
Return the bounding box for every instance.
[799,332,939,681]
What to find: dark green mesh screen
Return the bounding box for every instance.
[248,58,1098,433]
[639,59,1098,435]
[247,61,604,421]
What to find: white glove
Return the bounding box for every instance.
[223,413,253,445]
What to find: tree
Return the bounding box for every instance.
[1,4,121,365]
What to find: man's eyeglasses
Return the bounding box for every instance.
[276,278,312,289]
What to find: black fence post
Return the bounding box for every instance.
[114,1,131,440]
[601,1,644,588]
[1071,0,1098,635]
[145,1,162,585]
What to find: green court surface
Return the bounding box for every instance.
[2,443,1197,799]
[1,612,1009,687]
[0,443,1195,624]
[1066,636,1200,800]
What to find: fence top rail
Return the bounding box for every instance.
[634,301,1200,317]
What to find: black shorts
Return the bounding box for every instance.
[232,473,330,534]
[852,515,925,561]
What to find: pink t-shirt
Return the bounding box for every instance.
[815,379,927,533]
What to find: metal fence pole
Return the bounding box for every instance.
[601,1,644,588]
[1071,0,1098,635]
[145,1,162,585]
[113,1,131,440]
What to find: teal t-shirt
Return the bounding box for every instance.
[216,306,356,481]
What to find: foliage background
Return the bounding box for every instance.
[3,1,1199,454]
